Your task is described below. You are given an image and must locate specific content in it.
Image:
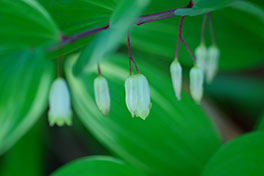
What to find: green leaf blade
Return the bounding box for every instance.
[0,0,60,50]
[0,49,55,155]
[202,132,264,176]
[51,156,147,176]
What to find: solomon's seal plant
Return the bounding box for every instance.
[1,0,263,175]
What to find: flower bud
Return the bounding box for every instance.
[125,76,138,117]
[94,76,110,116]
[48,78,72,127]
[135,74,151,120]
[190,66,204,104]
[195,44,207,73]
[170,60,182,100]
[206,45,220,83]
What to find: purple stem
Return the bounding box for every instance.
[49,0,195,51]
[137,13,176,25]
[97,62,101,76]
[208,13,216,45]
[49,24,110,51]
[201,14,209,43]
[180,36,196,64]
[127,32,139,74]
[175,16,185,59]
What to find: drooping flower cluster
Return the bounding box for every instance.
[92,64,151,120]
[125,74,151,120]
[170,14,219,104]
[170,59,204,104]
[195,43,220,83]
[47,13,220,126]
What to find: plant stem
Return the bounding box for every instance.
[49,0,195,51]
[127,31,132,76]
[49,24,110,51]
[97,62,101,76]
[201,14,209,43]
[127,31,139,74]
[208,13,216,45]
[180,36,196,64]
[57,47,63,77]
[175,16,185,59]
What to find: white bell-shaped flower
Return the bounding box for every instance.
[135,74,151,120]
[195,44,207,73]
[190,66,204,104]
[206,45,220,83]
[94,76,110,116]
[170,60,182,100]
[125,76,138,117]
[48,78,72,127]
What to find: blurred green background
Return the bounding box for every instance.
[0,0,264,176]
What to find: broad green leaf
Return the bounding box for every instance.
[0,121,44,176]
[40,0,119,58]
[202,132,264,176]
[51,156,146,176]
[174,0,237,16]
[65,54,221,176]
[256,114,264,131]
[230,1,264,24]
[73,0,150,75]
[39,0,117,35]
[130,0,264,71]
[0,0,59,50]
[0,49,55,155]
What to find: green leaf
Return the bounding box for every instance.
[230,1,264,24]
[0,0,59,50]
[0,49,55,155]
[202,132,264,176]
[65,54,221,176]
[256,114,264,131]
[73,0,150,75]
[39,0,119,58]
[51,156,147,176]
[0,120,44,176]
[39,0,117,35]
[174,0,237,16]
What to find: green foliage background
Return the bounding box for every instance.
[0,0,264,176]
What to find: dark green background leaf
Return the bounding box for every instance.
[0,121,44,176]
[65,54,221,176]
[0,49,55,155]
[231,1,264,24]
[202,132,264,176]
[39,0,119,57]
[0,0,59,50]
